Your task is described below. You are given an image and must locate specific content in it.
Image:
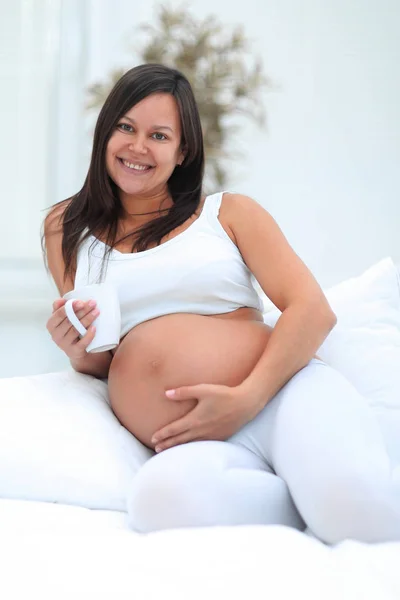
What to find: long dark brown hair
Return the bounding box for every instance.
[42,63,205,283]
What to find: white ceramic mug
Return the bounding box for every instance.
[63,283,121,353]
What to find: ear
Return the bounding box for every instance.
[177,146,187,166]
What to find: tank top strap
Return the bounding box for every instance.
[201,190,230,222]
[199,191,238,243]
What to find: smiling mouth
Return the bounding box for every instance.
[118,158,154,172]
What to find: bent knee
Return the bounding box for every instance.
[304,472,394,544]
[126,441,290,533]
[127,443,227,533]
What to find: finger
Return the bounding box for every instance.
[165,384,206,401]
[47,310,69,335]
[73,325,96,352]
[77,305,100,329]
[65,324,96,354]
[53,303,84,335]
[50,300,85,331]
[154,430,198,452]
[52,298,66,312]
[64,304,99,342]
[49,306,84,342]
[60,301,97,332]
[64,324,83,345]
[152,414,197,446]
[62,304,98,333]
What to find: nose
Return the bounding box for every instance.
[129,135,147,155]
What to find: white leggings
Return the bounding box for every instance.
[127,359,400,544]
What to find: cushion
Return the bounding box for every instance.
[263,257,400,464]
[0,371,153,510]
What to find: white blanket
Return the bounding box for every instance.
[0,499,399,600]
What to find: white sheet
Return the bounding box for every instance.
[2,259,400,598]
[0,499,399,600]
[0,498,128,532]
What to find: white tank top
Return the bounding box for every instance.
[74,191,264,337]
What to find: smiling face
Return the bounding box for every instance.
[105,93,185,201]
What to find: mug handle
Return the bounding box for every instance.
[64,299,87,337]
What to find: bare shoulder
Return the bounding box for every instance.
[220,192,268,218]
[218,192,273,244]
[219,191,329,313]
[43,199,74,295]
[44,199,70,236]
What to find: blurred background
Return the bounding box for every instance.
[0,0,399,378]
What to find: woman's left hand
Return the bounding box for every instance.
[151,383,262,452]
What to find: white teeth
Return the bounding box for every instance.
[122,160,150,171]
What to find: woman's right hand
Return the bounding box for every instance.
[46,298,100,360]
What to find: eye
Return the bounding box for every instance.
[152,132,167,141]
[117,122,133,133]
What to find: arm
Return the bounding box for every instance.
[44,207,114,379]
[151,192,337,451]
[223,193,336,408]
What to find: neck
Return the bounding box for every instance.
[119,189,173,218]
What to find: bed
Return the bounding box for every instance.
[1,257,400,599]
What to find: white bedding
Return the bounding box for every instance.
[1,258,400,599]
[0,499,399,600]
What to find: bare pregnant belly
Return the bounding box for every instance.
[108,313,273,449]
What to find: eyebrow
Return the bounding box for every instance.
[122,116,174,132]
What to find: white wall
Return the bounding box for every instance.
[1,0,399,377]
[131,0,400,282]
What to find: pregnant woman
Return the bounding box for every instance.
[44,64,400,543]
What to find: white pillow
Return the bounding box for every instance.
[0,257,399,511]
[263,257,400,463]
[0,371,153,510]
